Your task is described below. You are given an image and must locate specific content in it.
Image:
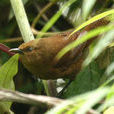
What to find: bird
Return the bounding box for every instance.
[10,18,109,80]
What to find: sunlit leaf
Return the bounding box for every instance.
[98,84,114,112]
[76,88,108,114]
[56,24,114,60]
[101,76,114,88]
[37,0,78,38]
[103,106,114,114]
[70,9,114,36]
[46,87,109,114]
[82,0,97,20]
[84,29,114,66]
[0,54,19,114]
[105,62,114,76]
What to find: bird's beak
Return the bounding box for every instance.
[9,48,24,54]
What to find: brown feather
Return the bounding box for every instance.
[18,18,109,80]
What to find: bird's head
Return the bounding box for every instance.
[9,39,50,66]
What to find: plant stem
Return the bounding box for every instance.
[32,0,59,28]
[10,0,34,43]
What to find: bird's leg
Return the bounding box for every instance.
[57,80,72,97]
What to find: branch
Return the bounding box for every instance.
[32,0,59,28]
[0,29,58,43]
[0,89,64,108]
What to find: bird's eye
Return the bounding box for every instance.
[28,47,33,51]
[24,47,34,52]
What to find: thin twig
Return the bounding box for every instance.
[31,28,58,36]
[0,37,23,43]
[0,89,64,108]
[0,28,72,43]
[33,0,49,22]
[32,0,59,28]
[0,29,62,43]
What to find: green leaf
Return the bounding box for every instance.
[56,24,114,60]
[106,84,114,100]
[0,54,19,114]
[70,9,114,36]
[100,76,114,88]
[0,54,19,89]
[64,61,102,98]
[37,0,78,38]
[103,106,114,114]
[82,0,97,20]
[84,29,114,66]
[46,87,109,114]
[98,83,114,112]
[76,88,109,114]
[105,62,114,76]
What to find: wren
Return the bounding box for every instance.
[10,19,109,80]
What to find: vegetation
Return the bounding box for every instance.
[0,0,114,114]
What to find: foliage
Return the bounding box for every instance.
[0,54,19,114]
[0,0,114,114]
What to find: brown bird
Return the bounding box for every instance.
[10,18,109,80]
